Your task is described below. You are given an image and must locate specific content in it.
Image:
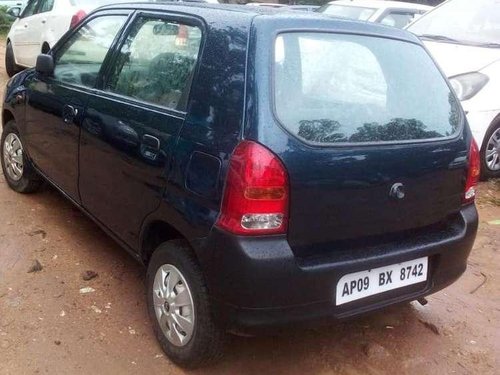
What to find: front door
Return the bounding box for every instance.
[79,14,203,247]
[23,13,129,201]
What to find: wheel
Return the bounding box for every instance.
[41,42,50,54]
[480,123,500,180]
[146,240,225,368]
[5,41,21,78]
[1,121,43,193]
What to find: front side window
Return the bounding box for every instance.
[54,15,127,87]
[274,33,461,144]
[106,17,202,111]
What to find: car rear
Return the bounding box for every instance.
[203,15,478,329]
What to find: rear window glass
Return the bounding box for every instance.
[274,33,461,144]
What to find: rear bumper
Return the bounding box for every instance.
[196,204,478,330]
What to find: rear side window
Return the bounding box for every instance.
[106,17,202,111]
[379,11,422,29]
[39,0,54,13]
[274,33,461,144]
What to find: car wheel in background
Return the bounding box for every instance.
[481,122,500,180]
[42,42,50,54]
[5,41,21,78]
[1,120,43,193]
[146,240,225,368]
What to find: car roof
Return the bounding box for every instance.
[326,0,432,11]
[99,1,282,15]
[95,2,422,44]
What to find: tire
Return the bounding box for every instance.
[5,41,21,78]
[146,240,225,368]
[1,121,43,193]
[41,42,50,54]
[480,122,500,180]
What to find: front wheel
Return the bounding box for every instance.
[481,123,500,180]
[1,121,43,193]
[146,240,225,368]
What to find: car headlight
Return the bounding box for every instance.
[449,72,489,101]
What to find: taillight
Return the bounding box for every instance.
[463,138,480,204]
[70,10,87,29]
[175,25,188,47]
[216,141,289,235]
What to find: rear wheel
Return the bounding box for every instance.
[5,41,21,77]
[1,121,43,193]
[146,240,225,368]
[481,123,500,180]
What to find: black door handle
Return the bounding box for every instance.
[62,105,78,124]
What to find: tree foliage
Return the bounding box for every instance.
[297,117,444,143]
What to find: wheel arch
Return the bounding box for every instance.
[2,109,15,129]
[479,112,500,179]
[480,112,500,150]
[140,220,187,265]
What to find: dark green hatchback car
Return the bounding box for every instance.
[1,2,479,368]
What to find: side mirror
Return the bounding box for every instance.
[36,54,54,75]
[7,6,21,18]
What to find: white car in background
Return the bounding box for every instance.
[407,0,500,179]
[316,0,432,29]
[5,0,122,77]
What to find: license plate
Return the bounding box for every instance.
[336,257,428,305]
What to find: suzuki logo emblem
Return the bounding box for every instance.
[389,183,405,200]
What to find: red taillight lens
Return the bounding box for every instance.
[216,141,289,235]
[463,138,480,204]
[70,10,87,29]
[175,25,188,46]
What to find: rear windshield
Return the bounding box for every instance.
[274,33,461,145]
[316,5,377,21]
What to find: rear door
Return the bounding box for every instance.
[10,0,41,66]
[78,13,203,248]
[23,12,129,201]
[21,0,55,64]
[253,28,469,256]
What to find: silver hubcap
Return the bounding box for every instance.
[153,264,195,347]
[486,127,500,171]
[3,133,24,181]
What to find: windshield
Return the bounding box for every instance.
[407,0,500,47]
[316,4,377,21]
[274,33,461,145]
